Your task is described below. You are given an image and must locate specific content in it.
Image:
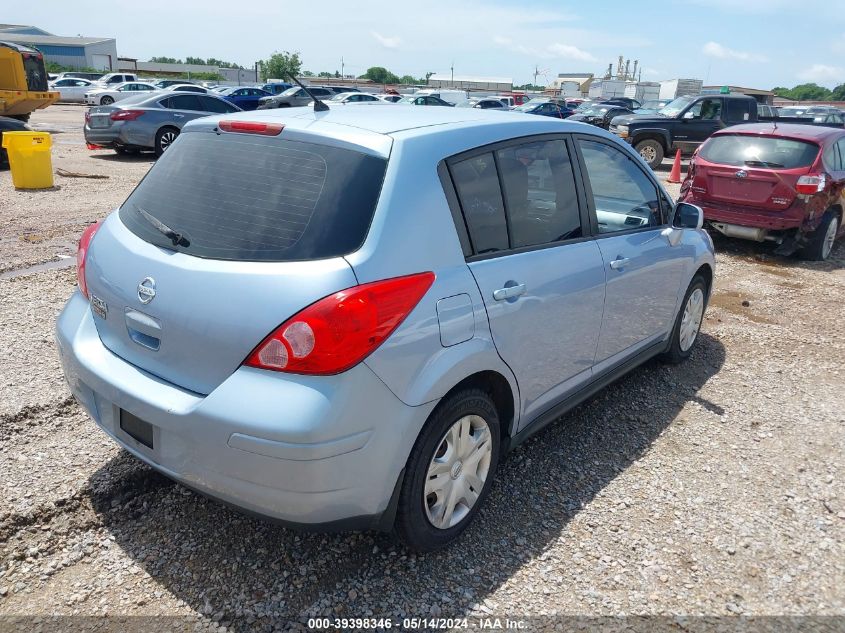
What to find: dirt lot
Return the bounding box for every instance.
[0,105,843,629]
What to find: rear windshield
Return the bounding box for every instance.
[119,132,387,261]
[699,135,819,170]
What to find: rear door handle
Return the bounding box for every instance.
[493,283,526,301]
[609,257,631,270]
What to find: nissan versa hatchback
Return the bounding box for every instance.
[57,107,715,551]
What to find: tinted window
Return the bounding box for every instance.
[726,99,751,122]
[451,153,509,254]
[824,139,842,171]
[199,96,237,113]
[496,139,582,248]
[702,135,820,170]
[579,140,662,234]
[120,133,388,261]
[165,94,203,111]
[836,139,845,169]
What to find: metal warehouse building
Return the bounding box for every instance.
[0,24,118,71]
[427,74,513,92]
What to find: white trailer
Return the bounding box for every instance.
[658,78,703,100]
[624,82,661,103]
[588,79,627,99]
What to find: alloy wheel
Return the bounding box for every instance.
[424,415,492,529]
[640,146,656,163]
[159,131,177,152]
[679,288,705,352]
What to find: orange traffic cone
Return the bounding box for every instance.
[667,149,683,183]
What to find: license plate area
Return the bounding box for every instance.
[90,116,111,129]
[119,410,154,449]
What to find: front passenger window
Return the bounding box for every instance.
[578,140,662,234]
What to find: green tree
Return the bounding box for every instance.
[317,71,333,78]
[150,56,181,64]
[773,83,832,101]
[184,56,205,65]
[830,84,845,101]
[334,70,340,78]
[206,58,242,69]
[302,70,315,77]
[263,51,302,81]
[399,75,417,84]
[360,66,400,84]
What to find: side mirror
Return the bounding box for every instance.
[673,202,704,230]
[682,111,695,120]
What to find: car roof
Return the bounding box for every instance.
[714,122,844,142]
[184,104,613,155]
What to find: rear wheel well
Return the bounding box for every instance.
[440,371,515,452]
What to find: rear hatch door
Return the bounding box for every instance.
[695,133,819,210]
[85,127,388,394]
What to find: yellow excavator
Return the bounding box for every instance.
[0,40,59,122]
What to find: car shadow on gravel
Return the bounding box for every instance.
[88,332,725,627]
[88,153,155,163]
[711,232,845,272]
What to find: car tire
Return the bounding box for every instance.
[662,275,708,364]
[635,139,664,169]
[395,388,500,552]
[154,127,179,157]
[801,211,839,261]
[100,96,114,105]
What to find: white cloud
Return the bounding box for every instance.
[702,41,767,62]
[495,36,596,63]
[798,64,845,84]
[371,31,401,49]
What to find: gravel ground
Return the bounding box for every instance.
[0,106,843,631]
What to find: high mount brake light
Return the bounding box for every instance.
[244,272,435,375]
[795,174,826,195]
[218,120,284,135]
[76,222,102,299]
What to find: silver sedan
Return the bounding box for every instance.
[84,92,242,156]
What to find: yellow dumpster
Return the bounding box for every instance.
[2,131,54,189]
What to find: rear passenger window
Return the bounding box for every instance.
[727,99,751,122]
[166,95,202,111]
[579,140,662,233]
[199,96,233,113]
[451,153,509,254]
[495,139,582,247]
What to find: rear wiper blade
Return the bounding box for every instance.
[744,160,784,168]
[135,206,190,247]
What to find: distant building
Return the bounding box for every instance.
[117,59,258,83]
[702,85,774,105]
[0,24,118,70]
[428,74,512,92]
[547,73,594,96]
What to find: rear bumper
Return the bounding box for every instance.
[56,291,435,529]
[684,196,809,232]
[84,124,151,150]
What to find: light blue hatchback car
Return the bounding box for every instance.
[57,106,714,551]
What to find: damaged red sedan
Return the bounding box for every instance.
[680,123,844,260]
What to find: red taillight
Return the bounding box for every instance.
[795,174,826,195]
[218,120,284,135]
[76,222,102,299]
[86,143,103,150]
[110,109,145,121]
[244,272,435,375]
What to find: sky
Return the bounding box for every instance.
[18,0,845,88]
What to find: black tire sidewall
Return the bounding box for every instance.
[802,212,838,261]
[396,389,500,551]
[664,275,708,364]
[101,96,114,105]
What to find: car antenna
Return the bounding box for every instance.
[287,73,329,112]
